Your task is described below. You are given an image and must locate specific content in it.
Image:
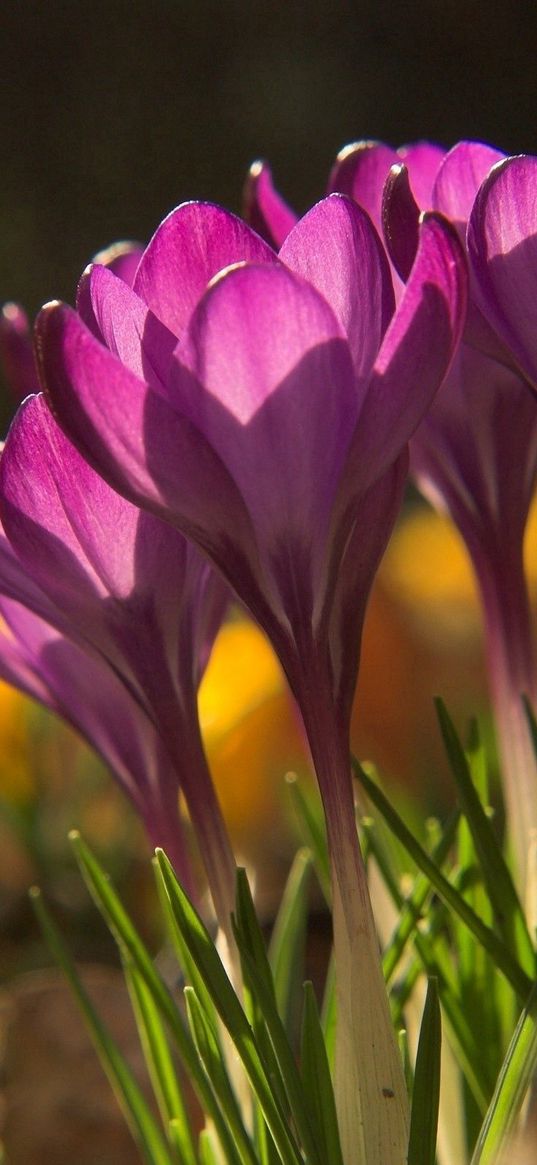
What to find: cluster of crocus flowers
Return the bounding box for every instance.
[245,142,537,927]
[4,137,537,1165]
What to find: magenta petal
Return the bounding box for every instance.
[77,264,177,393]
[396,141,445,207]
[328,140,398,234]
[350,213,467,491]
[468,155,537,387]
[0,303,40,400]
[172,262,357,559]
[432,140,505,233]
[382,164,421,281]
[328,451,408,720]
[133,202,277,335]
[91,240,145,287]
[243,159,298,248]
[280,194,395,382]
[37,302,260,580]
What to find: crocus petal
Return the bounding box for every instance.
[280,194,395,382]
[171,262,357,577]
[0,595,194,878]
[0,391,229,720]
[77,264,177,392]
[327,451,408,721]
[468,155,537,388]
[328,140,398,234]
[243,159,298,248]
[36,301,261,587]
[90,240,144,287]
[382,164,421,281]
[432,140,505,233]
[0,303,39,400]
[349,213,467,492]
[396,141,445,207]
[133,202,277,334]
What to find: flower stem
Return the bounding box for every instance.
[298,651,409,1165]
[475,547,537,929]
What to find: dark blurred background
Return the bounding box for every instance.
[2,0,537,317]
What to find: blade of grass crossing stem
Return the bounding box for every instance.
[435,700,535,976]
[156,850,303,1165]
[184,988,257,1165]
[300,981,344,1165]
[233,870,324,1165]
[407,978,441,1165]
[285,774,331,902]
[30,887,174,1165]
[268,848,311,1032]
[321,953,336,1070]
[153,856,217,1028]
[471,980,537,1165]
[123,957,197,1165]
[69,833,244,1159]
[382,809,460,984]
[352,760,532,1000]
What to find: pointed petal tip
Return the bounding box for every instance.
[335,139,385,163]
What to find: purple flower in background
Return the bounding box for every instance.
[0,538,196,891]
[374,141,537,918]
[0,303,40,401]
[32,192,466,1165]
[0,393,236,938]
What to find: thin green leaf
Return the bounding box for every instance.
[184,988,256,1165]
[69,832,242,1162]
[123,957,196,1165]
[352,760,532,1000]
[156,849,303,1165]
[321,954,336,1070]
[268,849,312,1032]
[382,809,460,984]
[285,774,330,901]
[435,700,535,976]
[471,980,537,1165]
[31,887,174,1165]
[300,981,343,1165]
[407,978,441,1165]
[233,870,324,1165]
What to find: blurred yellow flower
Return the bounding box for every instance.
[0,682,35,805]
[198,619,307,850]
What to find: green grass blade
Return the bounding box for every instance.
[383,809,460,984]
[471,980,537,1165]
[407,978,441,1165]
[300,981,343,1165]
[233,870,324,1165]
[268,848,312,1032]
[31,887,174,1165]
[321,953,336,1070]
[69,832,243,1160]
[184,988,257,1165]
[435,700,535,976]
[285,774,331,901]
[352,759,532,1000]
[123,957,197,1165]
[156,850,303,1165]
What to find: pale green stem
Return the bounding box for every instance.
[474,549,537,931]
[298,652,409,1165]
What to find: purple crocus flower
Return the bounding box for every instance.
[0,303,40,401]
[376,142,537,919]
[0,544,196,891]
[30,192,466,1164]
[0,392,237,938]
